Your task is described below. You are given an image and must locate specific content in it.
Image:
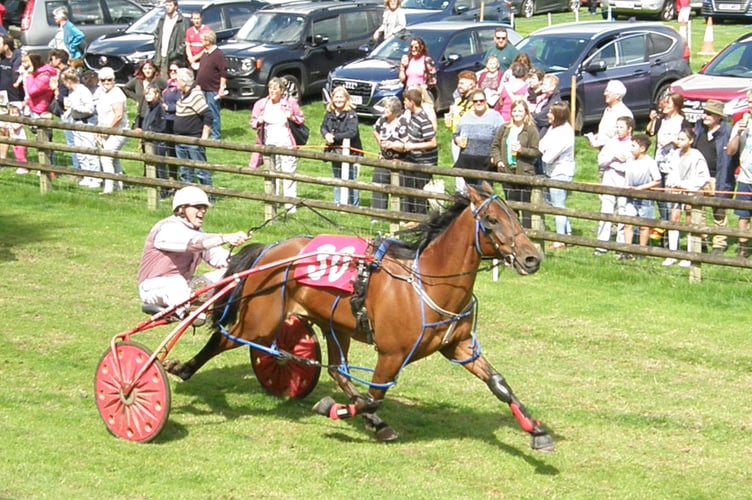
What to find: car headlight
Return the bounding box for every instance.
[377,78,403,92]
[124,51,154,64]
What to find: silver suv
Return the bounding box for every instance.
[11,0,146,57]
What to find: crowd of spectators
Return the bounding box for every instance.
[2,12,749,261]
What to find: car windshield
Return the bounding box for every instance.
[368,30,448,62]
[517,34,590,73]
[401,0,450,11]
[126,7,164,34]
[702,42,752,78]
[235,12,305,43]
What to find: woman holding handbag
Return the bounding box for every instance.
[249,77,306,214]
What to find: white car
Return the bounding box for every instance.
[601,0,701,21]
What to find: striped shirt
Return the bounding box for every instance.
[174,84,212,137]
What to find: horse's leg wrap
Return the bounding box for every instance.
[312,396,356,420]
[488,373,554,451]
[350,394,382,414]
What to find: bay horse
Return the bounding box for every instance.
[165,182,554,451]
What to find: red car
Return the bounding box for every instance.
[669,33,752,124]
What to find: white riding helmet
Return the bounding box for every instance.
[172,186,211,211]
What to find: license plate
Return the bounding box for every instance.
[685,111,702,123]
[350,95,362,105]
[613,1,633,8]
[721,3,741,10]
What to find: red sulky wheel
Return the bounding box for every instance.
[250,316,321,399]
[94,341,171,443]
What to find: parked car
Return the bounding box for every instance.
[222,1,383,102]
[600,0,701,21]
[84,0,265,83]
[325,21,522,116]
[670,33,752,124]
[401,0,512,24]
[509,0,578,18]
[10,0,147,57]
[701,0,752,22]
[517,21,691,130]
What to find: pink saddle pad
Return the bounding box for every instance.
[293,235,369,293]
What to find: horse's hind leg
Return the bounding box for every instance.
[442,346,554,452]
[164,329,240,381]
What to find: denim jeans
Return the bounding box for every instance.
[203,91,221,140]
[332,161,359,206]
[549,186,571,236]
[176,143,211,186]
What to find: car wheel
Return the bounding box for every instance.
[659,0,675,21]
[280,75,302,100]
[652,82,671,108]
[521,0,534,18]
[574,104,584,134]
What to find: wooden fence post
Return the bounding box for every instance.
[389,167,401,234]
[143,142,158,211]
[531,185,545,252]
[689,207,703,284]
[36,125,52,194]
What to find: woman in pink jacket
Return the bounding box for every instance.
[248,77,305,214]
[22,53,56,117]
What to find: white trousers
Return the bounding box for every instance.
[139,268,226,308]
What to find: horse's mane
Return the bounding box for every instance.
[210,242,267,330]
[388,191,473,258]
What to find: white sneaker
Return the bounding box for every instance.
[678,260,691,268]
[662,258,678,267]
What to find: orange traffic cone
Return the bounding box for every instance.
[699,16,716,56]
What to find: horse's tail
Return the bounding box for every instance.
[210,242,267,331]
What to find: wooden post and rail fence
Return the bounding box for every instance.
[3,115,752,282]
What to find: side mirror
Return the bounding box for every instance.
[312,34,330,46]
[584,59,607,73]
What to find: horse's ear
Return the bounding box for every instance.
[481,181,494,194]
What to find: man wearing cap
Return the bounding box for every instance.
[692,99,734,255]
[138,186,249,311]
[726,88,752,258]
[586,79,633,150]
[154,0,186,77]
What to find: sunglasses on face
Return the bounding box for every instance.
[473,98,486,103]
[100,78,114,82]
[496,36,507,41]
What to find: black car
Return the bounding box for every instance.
[223,1,383,102]
[325,21,522,116]
[84,0,266,83]
[517,21,691,130]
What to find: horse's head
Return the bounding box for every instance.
[468,182,541,275]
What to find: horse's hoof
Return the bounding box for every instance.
[162,360,189,381]
[375,426,399,442]
[312,396,336,417]
[531,433,555,452]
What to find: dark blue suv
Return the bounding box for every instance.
[517,21,691,130]
[325,21,521,116]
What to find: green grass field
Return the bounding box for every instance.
[1,12,752,499]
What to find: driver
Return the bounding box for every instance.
[138,186,249,312]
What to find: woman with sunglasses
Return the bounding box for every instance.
[94,66,129,195]
[398,37,436,92]
[161,64,182,193]
[452,89,503,191]
[490,98,540,228]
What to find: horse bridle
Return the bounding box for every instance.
[471,194,523,266]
